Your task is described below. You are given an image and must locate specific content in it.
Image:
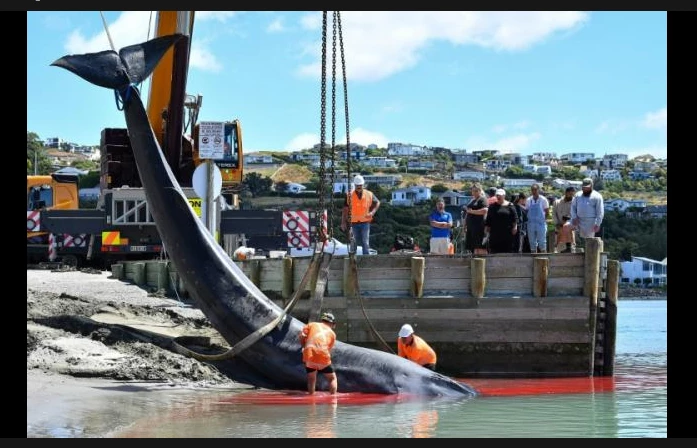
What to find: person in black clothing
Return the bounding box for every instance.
[463,183,489,255]
[484,189,518,254]
[512,192,530,253]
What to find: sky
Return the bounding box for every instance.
[27,11,667,159]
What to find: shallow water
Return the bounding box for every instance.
[27,300,667,438]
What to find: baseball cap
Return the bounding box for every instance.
[399,324,414,338]
[582,178,593,187]
[321,312,335,323]
[495,188,506,196]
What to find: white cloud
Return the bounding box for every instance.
[466,132,541,153]
[267,18,285,33]
[283,128,389,151]
[196,12,238,22]
[595,119,629,135]
[494,132,542,153]
[551,120,576,131]
[616,145,667,160]
[343,128,389,148]
[296,11,588,81]
[284,133,318,151]
[492,120,531,134]
[641,107,667,131]
[64,11,223,73]
[513,120,531,130]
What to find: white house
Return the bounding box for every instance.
[280,182,307,194]
[605,199,647,213]
[363,156,398,168]
[501,179,542,189]
[600,169,622,181]
[453,170,486,182]
[561,152,595,164]
[390,186,432,207]
[79,187,101,201]
[535,165,552,176]
[620,256,667,286]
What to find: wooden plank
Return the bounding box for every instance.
[347,318,590,335]
[484,257,533,275]
[354,256,412,269]
[547,277,584,296]
[548,265,585,278]
[354,278,411,293]
[327,267,412,281]
[346,297,481,309]
[423,257,471,270]
[342,295,589,309]
[548,253,585,268]
[486,277,533,295]
[258,281,283,292]
[423,266,471,280]
[346,307,590,320]
[423,278,471,292]
[349,328,591,344]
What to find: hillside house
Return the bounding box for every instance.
[620,256,667,286]
[390,186,432,207]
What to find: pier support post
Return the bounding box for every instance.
[249,260,261,287]
[603,260,620,376]
[584,238,602,306]
[132,262,146,286]
[282,257,294,300]
[343,257,358,299]
[584,237,602,375]
[533,257,549,297]
[410,257,425,299]
[111,263,124,280]
[471,258,486,299]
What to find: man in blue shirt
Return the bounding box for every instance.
[429,197,453,254]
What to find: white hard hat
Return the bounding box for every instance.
[399,324,414,338]
[353,174,365,186]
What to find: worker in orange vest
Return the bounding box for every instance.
[299,312,338,394]
[397,324,437,371]
[341,174,380,255]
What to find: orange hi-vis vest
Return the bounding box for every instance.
[398,334,437,366]
[299,321,336,370]
[348,190,374,224]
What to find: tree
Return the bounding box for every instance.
[27,131,52,175]
[242,172,272,197]
[430,183,448,193]
[274,180,289,194]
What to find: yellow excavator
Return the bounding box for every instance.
[145,11,244,204]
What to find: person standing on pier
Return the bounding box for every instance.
[525,183,550,253]
[571,178,605,238]
[341,174,380,255]
[429,197,453,255]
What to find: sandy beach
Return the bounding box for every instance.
[27,267,258,437]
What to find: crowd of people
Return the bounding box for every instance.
[443,177,604,255]
[336,173,604,257]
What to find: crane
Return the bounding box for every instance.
[145,11,244,203]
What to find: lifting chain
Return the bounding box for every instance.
[319,11,351,245]
[317,12,328,242]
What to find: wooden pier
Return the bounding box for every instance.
[233,237,618,378]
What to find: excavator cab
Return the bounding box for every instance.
[192,119,244,188]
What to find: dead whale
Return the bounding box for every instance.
[52,34,477,398]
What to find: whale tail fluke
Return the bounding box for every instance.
[51,34,184,90]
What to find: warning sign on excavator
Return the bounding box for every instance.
[188,198,202,217]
